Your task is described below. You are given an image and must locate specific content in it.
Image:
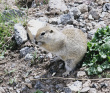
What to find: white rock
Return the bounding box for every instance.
[80,87,90,93]
[27,19,47,43]
[14,23,27,45]
[83,80,91,87]
[88,29,97,39]
[25,78,31,83]
[78,4,88,13]
[74,0,83,4]
[49,17,60,24]
[48,0,68,12]
[67,81,82,92]
[47,53,53,59]
[89,88,97,93]
[0,87,5,93]
[77,71,86,77]
[88,15,94,20]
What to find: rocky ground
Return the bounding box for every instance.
[0,0,110,93]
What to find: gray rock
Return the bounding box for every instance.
[80,87,90,93]
[67,81,82,92]
[77,71,86,77]
[48,0,68,12]
[34,81,45,89]
[2,9,24,22]
[89,9,100,20]
[78,4,88,13]
[88,29,97,39]
[103,3,110,12]
[25,53,33,61]
[70,7,81,19]
[64,87,72,93]
[14,23,27,45]
[89,88,97,93]
[60,14,73,25]
[20,47,35,58]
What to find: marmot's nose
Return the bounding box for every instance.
[35,41,38,44]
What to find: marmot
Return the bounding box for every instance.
[35,25,87,76]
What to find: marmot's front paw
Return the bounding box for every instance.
[62,71,70,77]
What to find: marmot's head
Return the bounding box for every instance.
[35,25,62,46]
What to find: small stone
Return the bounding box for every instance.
[89,9,100,20]
[67,81,82,92]
[26,83,32,88]
[48,0,68,12]
[34,75,41,79]
[77,71,86,77]
[64,87,72,93]
[0,87,5,93]
[88,29,97,39]
[89,88,97,93]
[49,17,60,24]
[25,53,33,60]
[80,87,90,93]
[20,47,35,58]
[14,23,27,45]
[60,14,73,25]
[88,15,94,20]
[74,0,83,4]
[78,4,88,13]
[70,7,81,19]
[101,83,108,88]
[25,78,31,83]
[34,81,45,89]
[83,80,91,87]
[103,3,110,12]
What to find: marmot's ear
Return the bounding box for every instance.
[50,30,53,33]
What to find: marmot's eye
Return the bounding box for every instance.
[41,32,45,36]
[50,30,53,33]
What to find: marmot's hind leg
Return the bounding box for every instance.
[62,59,76,76]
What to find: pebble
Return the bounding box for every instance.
[67,81,82,92]
[77,71,86,77]
[83,80,91,87]
[64,87,72,93]
[80,87,90,93]
[48,0,68,12]
[89,9,100,20]
[103,3,110,12]
[78,4,88,13]
[89,88,97,93]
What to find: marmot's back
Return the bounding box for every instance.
[62,28,87,60]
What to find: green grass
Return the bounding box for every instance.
[0,10,27,58]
